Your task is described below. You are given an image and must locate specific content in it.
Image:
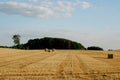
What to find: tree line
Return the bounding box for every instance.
[23,37,86,50]
[0,34,104,50]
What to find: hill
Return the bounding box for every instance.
[23,37,85,50]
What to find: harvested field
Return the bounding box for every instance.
[0,48,120,80]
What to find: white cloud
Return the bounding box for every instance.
[0,0,91,18]
[55,1,74,12]
[39,0,53,8]
[80,2,91,9]
[28,0,38,2]
[76,1,91,9]
[0,1,53,18]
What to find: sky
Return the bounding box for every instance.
[0,0,120,50]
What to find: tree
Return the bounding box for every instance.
[24,37,86,50]
[87,46,103,50]
[12,34,20,46]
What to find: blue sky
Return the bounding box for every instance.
[0,0,120,50]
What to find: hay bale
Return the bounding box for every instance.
[48,49,51,52]
[52,48,55,52]
[45,48,48,52]
[108,54,113,59]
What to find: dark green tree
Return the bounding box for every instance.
[12,34,21,46]
[24,37,85,50]
[87,46,103,50]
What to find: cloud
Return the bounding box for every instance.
[0,1,53,18]
[76,1,91,9]
[0,0,91,18]
[28,0,38,2]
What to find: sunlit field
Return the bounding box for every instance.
[0,48,120,80]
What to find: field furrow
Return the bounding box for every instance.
[77,54,111,72]
[0,53,56,69]
[0,52,47,67]
[56,53,88,80]
[23,53,68,74]
[0,49,120,80]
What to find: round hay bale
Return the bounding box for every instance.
[45,48,48,52]
[108,54,113,59]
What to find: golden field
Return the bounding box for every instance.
[0,48,120,80]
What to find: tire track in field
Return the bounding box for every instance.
[0,50,39,63]
[75,54,90,73]
[0,53,56,69]
[0,50,44,59]
[0,51,28,59]
[77,54,110,72]
[23,53,68,74]
[0,51,54,68]
[0,49,32,58]
[56,53,88,80]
